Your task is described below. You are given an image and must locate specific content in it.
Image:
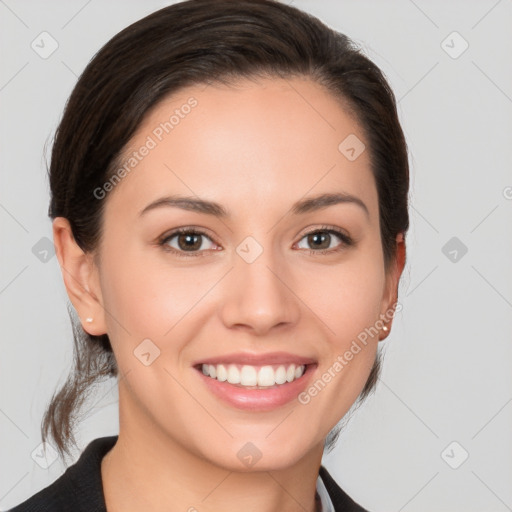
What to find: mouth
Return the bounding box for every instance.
[193,362,314,389]
[193,362,318,411]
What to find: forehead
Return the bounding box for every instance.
[105,76,377,223]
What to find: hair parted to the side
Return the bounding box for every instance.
[42,0,409,461]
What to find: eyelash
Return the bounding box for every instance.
[157,225,354,258]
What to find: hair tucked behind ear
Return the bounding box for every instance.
[43,0,409,459]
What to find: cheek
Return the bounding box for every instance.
[298,251,385,402]
[99,244,213,349]
[300,254,385,344]
[292,260,384,439]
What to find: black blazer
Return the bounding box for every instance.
[8,436,369,512]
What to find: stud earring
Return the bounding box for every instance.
[85,317,93,323]
[382,325,388,332]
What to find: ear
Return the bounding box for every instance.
[379,232,406,341]
[52,217,107,336]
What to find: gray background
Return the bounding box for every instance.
[1,1,511,511]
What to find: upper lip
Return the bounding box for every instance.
[193,351,317,367]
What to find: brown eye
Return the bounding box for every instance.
[306,232,331,250]
[296,227,353,254]
[175,232,203,251]
[159,228,218,257]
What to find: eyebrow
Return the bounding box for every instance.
[139,192,370,219]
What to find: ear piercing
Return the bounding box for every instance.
[382,325,388,332]
[85,317,93,323]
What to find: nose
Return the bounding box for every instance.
[219,244,300,336]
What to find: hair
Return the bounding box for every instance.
[42,0,409,461]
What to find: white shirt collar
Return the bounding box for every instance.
[316,472,335,512]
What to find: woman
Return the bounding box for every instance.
[9,0,408,510]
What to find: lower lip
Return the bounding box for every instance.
[195,364,317,411]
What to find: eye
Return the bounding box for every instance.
[295,225,353,255]
[158,225,354,258]
[158,227,219,257]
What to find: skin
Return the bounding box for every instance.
[53,76,406,512]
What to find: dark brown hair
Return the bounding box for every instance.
[42,0,409,461]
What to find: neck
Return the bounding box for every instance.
[101,389,325,512]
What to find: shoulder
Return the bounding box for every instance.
[319,465,371,512]
[7,436,118,512]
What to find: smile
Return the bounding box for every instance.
[194,363,317,411]
[199,363,307,388]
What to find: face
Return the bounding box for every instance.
[76,77,400,471]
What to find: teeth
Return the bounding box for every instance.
[200,363,306,387]
[227,365,241,384]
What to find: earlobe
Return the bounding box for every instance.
[52,217,107,336]
[379,232,407,341]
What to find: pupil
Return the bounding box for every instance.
[310,232,329,249]
[179,234,200,251]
